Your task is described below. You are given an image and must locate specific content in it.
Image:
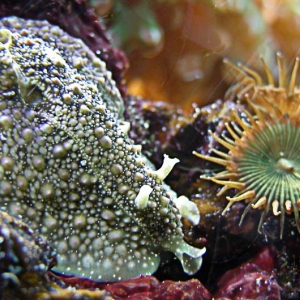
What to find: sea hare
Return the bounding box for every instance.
[0,16,205,281]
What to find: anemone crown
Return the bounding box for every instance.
[194,53,300,238]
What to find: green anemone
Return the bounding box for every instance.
[194,54,300,238]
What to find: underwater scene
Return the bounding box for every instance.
[0,0,300,299]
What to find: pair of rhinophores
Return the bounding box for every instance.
[0,16,204,281]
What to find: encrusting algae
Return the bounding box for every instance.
[194,53,300,238]
[0,16,205,281]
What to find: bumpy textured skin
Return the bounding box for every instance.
[0,0,129,97]
[0,17,205,281]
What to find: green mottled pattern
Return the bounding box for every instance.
[0,17,204,281]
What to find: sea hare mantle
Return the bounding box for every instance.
[0,16,205,281]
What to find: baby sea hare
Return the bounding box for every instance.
[0,16,205,281]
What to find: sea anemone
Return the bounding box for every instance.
[193,53,300,238]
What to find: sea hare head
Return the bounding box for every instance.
[0,16,205,281]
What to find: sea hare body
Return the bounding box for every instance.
[0,17,205,281]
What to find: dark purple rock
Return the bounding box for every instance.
[0,211,57,298]
[0,211,57,277]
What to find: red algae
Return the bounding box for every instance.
[213,248,281,300]
[51,274,212,300]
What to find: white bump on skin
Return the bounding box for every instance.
[118,121,130,135]
[152,154,179,181]
[134,184,153,209]
[173,195,200,225]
